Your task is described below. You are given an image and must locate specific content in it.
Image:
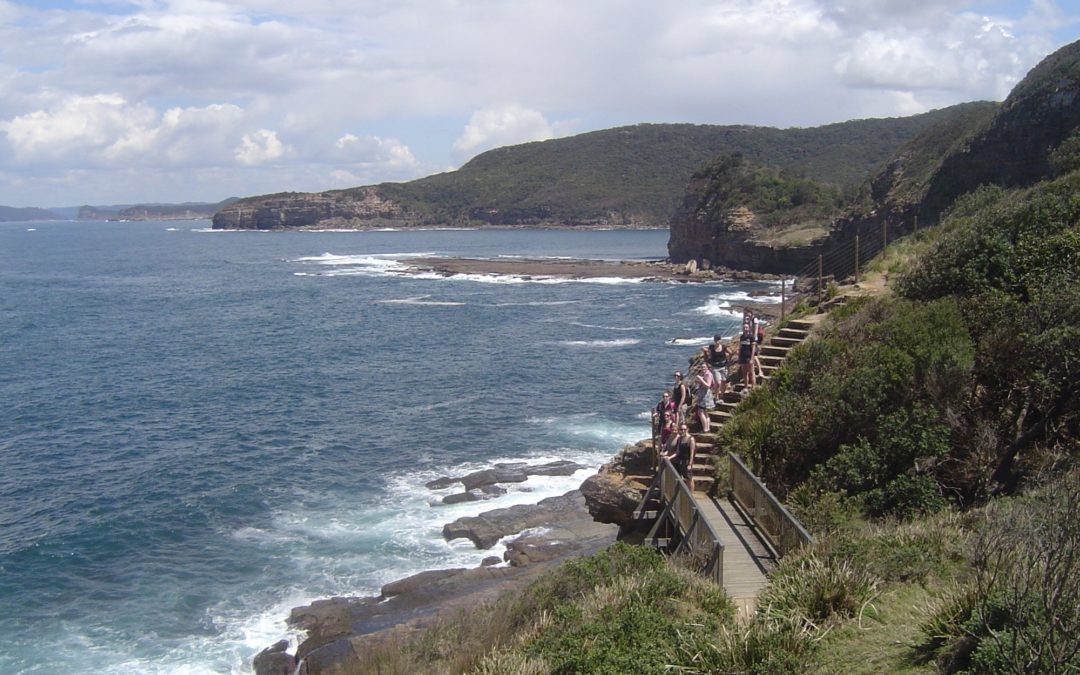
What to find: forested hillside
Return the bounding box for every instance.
[214,110,966,230]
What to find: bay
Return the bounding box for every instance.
[0,220,778,673]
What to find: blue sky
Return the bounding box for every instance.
[0,0,1077,208]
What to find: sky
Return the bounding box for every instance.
[0,0,1076,208]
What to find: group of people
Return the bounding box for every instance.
[651,309,767,491]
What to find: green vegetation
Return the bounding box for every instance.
[848,101,998,214]
[686,153,843,231]
[338,166,1078,674]
[350,543,738,674]
[916,472,1080,673]
[720,294,975,517]
[333,109,980,227]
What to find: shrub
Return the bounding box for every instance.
[756,552,880,630]
[673,618,814,675]
[785,486,862,536]
[722,295,973,517]
[917,470,1080,673]
[823,516,966,583]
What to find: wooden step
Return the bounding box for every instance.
[770,335,804,348]
[692,476,715,492]
[760,355,785,367]
[777,327,809,340]
[786,319,815,331]
[708,410,732,423]
[760,344,791,358]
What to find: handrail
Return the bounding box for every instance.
[727,453,814,556]
[654,457,725,586]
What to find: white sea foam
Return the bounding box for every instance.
[378,295,465,307]
[289,252,419,277]
[165,228,178,231]
[667,336,714,346]
[569,322,645,331]
[26,228,36,232]
[492,300,581,307]
[59,416,645,674]
[558,338,641,348]
[410,270,647,286]
[692,295,745,317]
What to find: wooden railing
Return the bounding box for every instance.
[644,457,726,585]
[727,453,814,556]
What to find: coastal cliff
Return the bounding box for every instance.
[212,188,417,230]
[668,39,1080,272]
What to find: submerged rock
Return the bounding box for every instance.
[460,468,529,490]
[524,460,584,476]
[441,491,480,505]
[442,491,585,548]
[425,461,585,494]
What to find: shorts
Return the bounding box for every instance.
[711,367,727,383]
[738,343,752,364]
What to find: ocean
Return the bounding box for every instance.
[0,220,779,673]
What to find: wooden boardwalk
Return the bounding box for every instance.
[640,315,823,611]
[696,492,775,614]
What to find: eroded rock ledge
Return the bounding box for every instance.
[265,489,618,674]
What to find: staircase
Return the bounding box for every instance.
[687,318,817,494]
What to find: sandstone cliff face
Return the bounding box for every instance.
[212,187,416,230]
[667,177,823,274]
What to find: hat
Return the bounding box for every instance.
[714,333,724,341]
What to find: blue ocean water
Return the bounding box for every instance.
[0,221,779,673]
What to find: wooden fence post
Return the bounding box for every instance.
[854,234,860,284]
[818,254,823,302]
[781,278,786,321]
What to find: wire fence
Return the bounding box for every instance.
[775,219,901,318]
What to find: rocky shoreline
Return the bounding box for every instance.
[249,250,788,673]
[401,256,785,284]
[253,453,652,674]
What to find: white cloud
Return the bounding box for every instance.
[0,95,253,168]
[837,32,963,90]
[332,134,419,169]
[452,104,558,161]
[0,94,157,163]
[0,0,1076,206]
[234,129,285,165]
